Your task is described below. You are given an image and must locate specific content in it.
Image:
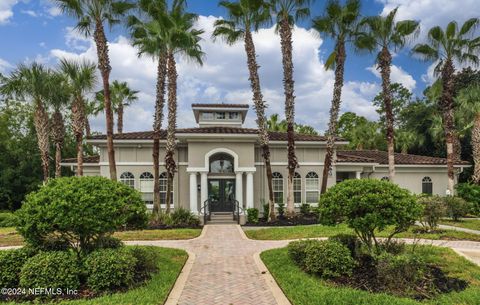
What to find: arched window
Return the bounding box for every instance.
[209,153,234,173]
[140,172,154,204]
[381,176,389,181]
[272,172,284,204]
[305,172,319,204]
[159,172,173,206]
[422,177,433,195]
[120,172,135,188]
[293,172,302,204]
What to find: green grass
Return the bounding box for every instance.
[261,245,480,305]
[439,219,480,231]
[0,227,202,247]
[245,224,480,241]
[3,246,187,305]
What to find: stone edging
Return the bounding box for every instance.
[164,250,196,305]
[253,251,292,305]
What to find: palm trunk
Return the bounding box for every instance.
[379,47,395,181]
[51,109,65,178]
[165,51,177,214]
[117,103,124,134]
[321,40,346,194]
[72,96,85,176]
[244,30,276,221]
[85,117,91,138]
[279,18,297,217]
[440,58,456,194]
[472,112,480,184]
[34,101,50,182]
[153,53,167,216]
[94,19,117,180]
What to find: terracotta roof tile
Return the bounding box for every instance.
[337,150,469,165]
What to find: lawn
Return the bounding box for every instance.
[245,224,480,241]
[439,219,480,231]
[3,246,187,305]
[0,227,202,247]
[261,245,480,305]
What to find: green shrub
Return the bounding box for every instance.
[318,179,422,251]
[90,236,124,250]
[261,199,269,218]
[247,208,259,224]
[128,247,159,282]
[456,183,480,215]
[171,208,200,227]
[277,203,285,217]
[84,248,137,292]
[300,203,311,215]
[377,239,406,255]
[304,240,355,278]
[0,212,17,227]
[0,248,35,288]
[445,196,471,221]
[16,176,147,253]
[287,239,318,268]
[328,234,361,257]
[417,195,446,231]
[20,251,80,291]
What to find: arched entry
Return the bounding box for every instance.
[208,152,236,212]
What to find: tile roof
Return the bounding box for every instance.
[61,155,100,164]
[191,103,249,108]
[337,150,470,165]
[88,127,340,142]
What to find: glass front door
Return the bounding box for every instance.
[208,179,235,212]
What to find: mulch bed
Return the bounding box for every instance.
[244,214,318,227]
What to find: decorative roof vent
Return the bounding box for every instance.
[191,103,249,127]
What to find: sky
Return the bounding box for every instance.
[0,0,479,133]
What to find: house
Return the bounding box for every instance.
[61,103,470,218]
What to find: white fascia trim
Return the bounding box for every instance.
[97,161,188,166]
[177,133,257,139]
[199,121,243,125]
[255,162,325,166]
[186,167,209,173]
[60,163,99,167]
[192,107,248,111]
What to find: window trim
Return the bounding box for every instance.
[422,176,433,195]
[272,172,284,204]
[120,172,135,189]
[305,172,319,204]
[293,172,302,204]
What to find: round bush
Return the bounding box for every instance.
[288,239,318,268]
[444,196,471,221]
[247,208,259,224]
[16,176,148,252]
[84,248,136,292]
[456,183,480,215]
[20,251,80,291]
[171,208,201,227]
[417,195,446,231]
[0,247,35,288]
[304,240,355,278]
[318,179,422,250]
[328,234,361,257]
[128,247,159,282]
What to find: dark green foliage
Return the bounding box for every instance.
[300,203,311,215]
[171,208,200,227]
[262,199,269,218]
[417,195,446,231]
[128,247,159,283]
[445,196,471,221]
[0,212,17,227]
[303,240,355,278]
[90,236,124,250]
[456,183,480,215]
[16,176,148,253]
[328,234,361,257]
[0,247,35,288]
[247,208,259,224]
[20,251,81,291]
[318,179,422,251]
[287,239,318,268]
[84,248,136,292]
[277,203,285,217]
[377,239,406,255]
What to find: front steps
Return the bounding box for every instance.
[207,212,237,224]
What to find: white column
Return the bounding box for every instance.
[200,172,208,209]
[235,172,243,209]
[355,171,361,179]
[189,173,198,214]
[246,172,254,209]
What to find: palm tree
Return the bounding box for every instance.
[59,59,97,177]
[129,0,168,215]
[213,0,276,221]
[313,0,362,194]
[0,63,53,182]
[359,8,419,181]
[267,114,287,131]
[412,18,480,194]
[95,80,139,133]
[53,0,136,180]
[270,0,311,216]
[395,129,421,154]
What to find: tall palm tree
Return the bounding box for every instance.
[95,80,139,133]
[267,113,287,131]
[54,0,135,180]
[412,18,480,194]
[59,59,97,177]
[213,0,276,221]
[0,63,53,182]
[270,0,311,216]
[359,8,419,181]
[163,1,204,213]
[129,0,168,215]
[313,0,362,194]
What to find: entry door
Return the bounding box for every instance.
[208,179,235,212]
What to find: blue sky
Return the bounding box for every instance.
[0,0,479,133]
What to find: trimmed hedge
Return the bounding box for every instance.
[304,240,355,278]
[0,247,35,288]
[0,212,17,227]
[287,239,318,268]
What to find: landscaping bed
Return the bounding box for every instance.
[244,214,318,227]
[438,219,480,231]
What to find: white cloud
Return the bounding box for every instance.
[21,10,37,17]
[0,58,13,74]
[0,0,18,24]
[49,15,381,133]
[367,64,416,91]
